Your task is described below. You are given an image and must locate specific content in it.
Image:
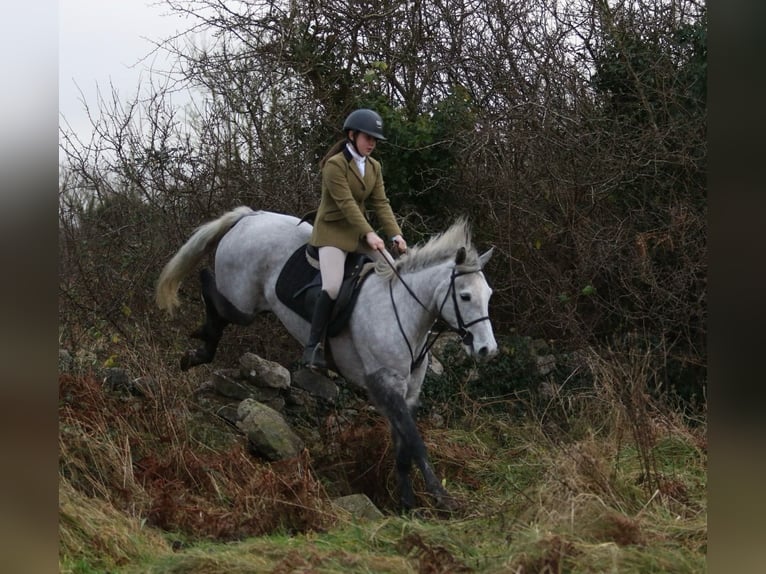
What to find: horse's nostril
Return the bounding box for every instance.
[477,346,498,359]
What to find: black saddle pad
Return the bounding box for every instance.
[275,244,372,337]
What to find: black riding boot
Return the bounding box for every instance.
[301,290,335,371]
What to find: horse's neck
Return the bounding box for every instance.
[392,261,452,336]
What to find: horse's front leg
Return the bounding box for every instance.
[366,369,458,512]
[390,430,416,510]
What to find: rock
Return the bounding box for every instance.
[430,332,463,359]
[286,387,317,408]
[99,371,154,399]
[428,355,444,375]
[211,370,284,405]
[535,354,556,376]
[333,494,384,521]
[283,387,321,421]
[236,399,304,461]
[211,369,254,400]
[103,368,130,393]
[292,369,339,402]
[262,396,286,412]
[214,403,241,426]
[428,333,471,372]
[239,353,291,389]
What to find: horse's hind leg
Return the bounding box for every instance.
[182,268,258,371]
[181,269,229,371]
[365,368,458,512]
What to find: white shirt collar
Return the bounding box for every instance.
[346,142,366,176]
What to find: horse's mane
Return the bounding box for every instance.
[376,217,479,279]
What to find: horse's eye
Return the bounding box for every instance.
[460,293,471,302]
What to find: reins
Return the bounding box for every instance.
[376,247,491,372]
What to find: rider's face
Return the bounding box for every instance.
[353,132,377,156]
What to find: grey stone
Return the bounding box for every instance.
[286,387,317,408]
[428,355,445,375]
[236,399,304,461]
[333,494,384,521]
[429,333,463,359]
[211,370,253,400]
[103,368,130,393]
[239,353,291,389]
[211,370,285,403]
[261,396,286,413]
[214,403,241,426]
[284,387,320,421]
[535,354,556,376]
[292,368,339,402]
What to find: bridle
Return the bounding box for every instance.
[379,249,491,372]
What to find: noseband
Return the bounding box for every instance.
[385,258,491,371]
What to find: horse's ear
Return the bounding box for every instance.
[478,247,494,269]
[455,246,466,265]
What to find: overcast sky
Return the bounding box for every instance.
[59,0,193,151]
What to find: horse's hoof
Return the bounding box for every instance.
[434,492,461,514]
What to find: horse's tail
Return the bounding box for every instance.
[156,206,255,314]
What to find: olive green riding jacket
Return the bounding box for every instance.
[309,147,402,253]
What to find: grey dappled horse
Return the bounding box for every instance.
[156,207,497,511]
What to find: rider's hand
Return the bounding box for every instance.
[392,235,407,253]
[365,231,385,251]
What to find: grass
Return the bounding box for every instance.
[58,333,707,573]
[115,479,706,573]
[60,412,706,573]
[59,478,171,573]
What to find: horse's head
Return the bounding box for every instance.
[437,246,498,360]
[383,218,498,361]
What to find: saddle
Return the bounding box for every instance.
[274,243,376,337]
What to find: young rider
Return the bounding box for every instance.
[302,108,408,371]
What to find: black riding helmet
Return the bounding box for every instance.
[342,109,386,140]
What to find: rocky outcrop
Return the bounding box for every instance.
[189,354,342,461]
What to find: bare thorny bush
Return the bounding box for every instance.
[59,0,706,397]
